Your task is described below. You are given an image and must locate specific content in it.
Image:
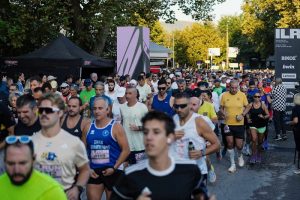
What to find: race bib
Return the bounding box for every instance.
[91,150,110,164]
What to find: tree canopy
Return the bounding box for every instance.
[0,0,225,57]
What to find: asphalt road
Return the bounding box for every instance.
[209,129,300,200]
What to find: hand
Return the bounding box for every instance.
[174,130,185,140]
[137,191,151,200]
[129,124,139,131]
[102,168,115,176]
[66,186,80,200]
[236,115,243,121]
[258,114,264,118]
[90,169,99,179]
[2,76,7,82]
[188,150,202,160]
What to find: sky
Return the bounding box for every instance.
[176,0,244,22]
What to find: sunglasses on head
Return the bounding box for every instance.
[6,135,31,144]
[173,104,188,109]
[158,87,166,91]
[38,107,60,114]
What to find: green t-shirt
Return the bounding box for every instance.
[80,88,96,104]
[0,170,67,200]
[213,86,225,96]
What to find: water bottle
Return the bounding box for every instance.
[188,141,195,151]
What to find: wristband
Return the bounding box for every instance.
[75,185,84,193]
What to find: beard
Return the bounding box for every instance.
[109,88,114,92]
[8,167,33,186]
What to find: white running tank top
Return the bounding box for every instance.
[170,113,208,174]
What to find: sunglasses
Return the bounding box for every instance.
[158,87,166,91]
[38,107,60,114]
[60,87,67,89]
[254,96,261,98]
[166,82,171,84]
[6,135,31,144]
[173,104,188,109]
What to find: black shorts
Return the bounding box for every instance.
[127,150,147,165]
[226,125,245,139]
[88,167,123,190]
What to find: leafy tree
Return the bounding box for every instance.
[0,0,225,58]
[172,22,225,67]
[218,15,257,64]
[241,0,300,58]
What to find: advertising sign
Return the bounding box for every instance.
[228,47,239,58]
[208,48,221,56]
[275,28,300,116]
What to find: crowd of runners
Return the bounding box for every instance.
[0,68,300,200]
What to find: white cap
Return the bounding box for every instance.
[60,82,69,88]
[116,87,126,97]
[169,74,175,79]
[129,79,137,87]
[47,75,57,81]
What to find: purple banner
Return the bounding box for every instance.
[117,27,150,79]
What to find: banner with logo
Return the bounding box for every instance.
[275,28,300,116]
[228,47,239,58]
[117,27,150,79]
[208,48,221,56]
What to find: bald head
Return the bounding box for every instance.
[190,97,201,113]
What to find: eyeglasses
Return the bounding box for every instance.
[173,104,188,109]
[158,87,166,91]
[38,107,60,114]
[6,135,31,144]
[254,96,261,98]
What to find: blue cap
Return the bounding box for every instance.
[84,79,92,86]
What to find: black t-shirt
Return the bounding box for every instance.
[14,118,41,136]
[292,105,300,129]
[112,157,202,200]
[0,103,16,141]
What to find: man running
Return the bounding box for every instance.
[112,111,207,200]
[220,80,248,173]
[32,93,90,200]
[82,97,130,200]
[61,97,90,138]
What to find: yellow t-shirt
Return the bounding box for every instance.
[0,170,67,200]
[220,91,248,125]
[198,101,217,120]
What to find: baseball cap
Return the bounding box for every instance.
[116,87,126,97]
[47,75,57,81]
[84,79,92,86]
[60,82,69,88]
[214,79,221,83]
[129,79,137,86]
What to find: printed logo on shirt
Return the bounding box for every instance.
[90,130,95,135]
[41,152,57,161]
[74,129,79,133]
[102,130,110,137]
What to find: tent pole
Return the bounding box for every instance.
[80,67,82,80]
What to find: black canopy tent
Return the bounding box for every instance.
[5,34,114,82]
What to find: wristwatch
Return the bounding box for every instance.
[75,185,84,193]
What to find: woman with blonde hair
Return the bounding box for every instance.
[290,93,300,174]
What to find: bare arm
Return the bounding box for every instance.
[113,123,130,169]
[196,117,220,156]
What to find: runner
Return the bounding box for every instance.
[112,111,208,200]
[32,93,90,199]
[82,97,130,200]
